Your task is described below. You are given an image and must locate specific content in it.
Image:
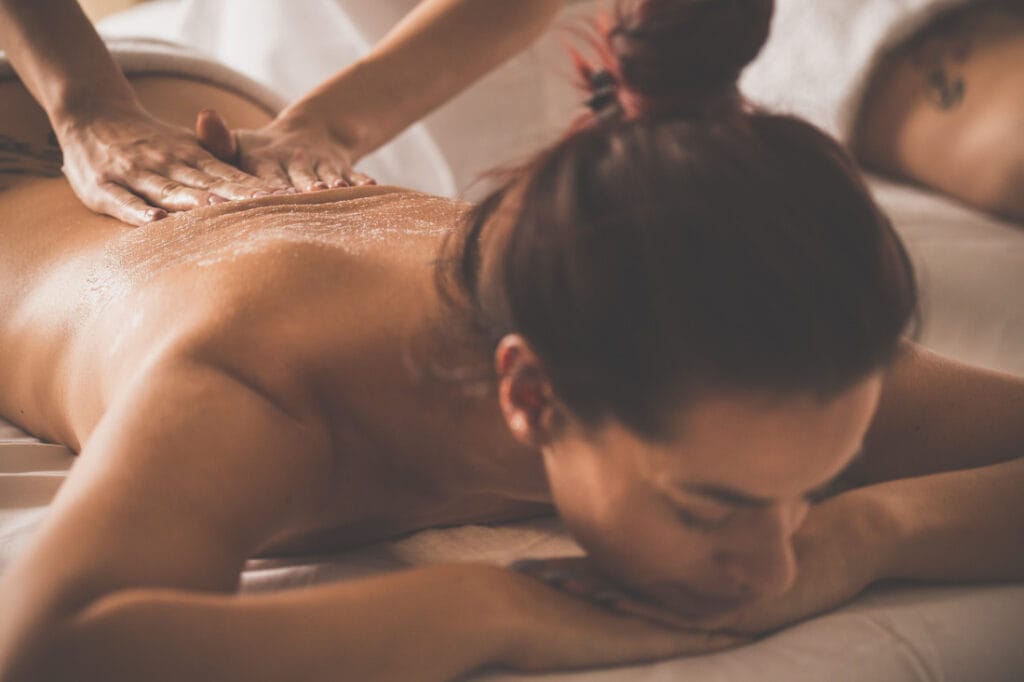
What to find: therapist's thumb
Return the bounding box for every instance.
[195,108,238,162]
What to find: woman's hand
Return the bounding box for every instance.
[476,565,747,673]
[196,108,376,191]
[514,490,889,637]
[511,556,701,631]
[57,104,283,226]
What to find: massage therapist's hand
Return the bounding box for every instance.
[196,108,376,191]
[57,102,284,226]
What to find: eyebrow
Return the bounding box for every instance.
[674,448,867,509]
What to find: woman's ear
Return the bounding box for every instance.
[495,334,564,446]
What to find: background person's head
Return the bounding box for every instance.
[439,0,917,613]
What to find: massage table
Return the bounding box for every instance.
[2,0,1022,679]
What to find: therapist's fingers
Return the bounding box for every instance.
[348,170,377,187]
[164,164,272,202]
[315,161,348,189]
[241,158,292,190]
[195,110,289,192]
[94,181,167,226]
[194,112,280,191]
[194,108,238,162]
[167,164,218,189]
[130,170,226,211]
[286,152,327,192]
[195,156,283,192]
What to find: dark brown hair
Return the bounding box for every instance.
[437,0,917,439]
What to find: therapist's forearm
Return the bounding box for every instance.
[283,0,564,160]
[0,0,142,134]
[865,457,1024,583]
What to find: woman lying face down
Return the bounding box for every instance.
[448,0,913,615]
[1,0,1023,680]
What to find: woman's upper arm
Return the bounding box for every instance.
[0,356,332,658]
[853,340,1024,485]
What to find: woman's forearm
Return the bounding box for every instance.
[0,0,141,134]
[284,0,565,160]
[864,457,1024,583]
[31,564,507,682]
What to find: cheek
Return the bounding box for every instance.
[542,447,718,590]
[543,448,613,533]
[544,455,622,542]
[552,479,712,588]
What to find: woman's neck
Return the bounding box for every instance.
[394,304,553,505]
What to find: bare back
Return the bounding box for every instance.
[0,75,543,555]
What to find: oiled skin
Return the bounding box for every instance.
[0,76,550,555]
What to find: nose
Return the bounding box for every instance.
[714,505,801,599]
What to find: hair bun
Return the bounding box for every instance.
[608,0,774,117]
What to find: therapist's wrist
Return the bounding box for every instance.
[275,96,372,163]
[50,81,145,141]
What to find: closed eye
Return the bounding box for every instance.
[673,506,735,532]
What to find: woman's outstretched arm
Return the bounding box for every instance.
[845,341,1024,579]
[0,353,736,682]
[0,0,278,224]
